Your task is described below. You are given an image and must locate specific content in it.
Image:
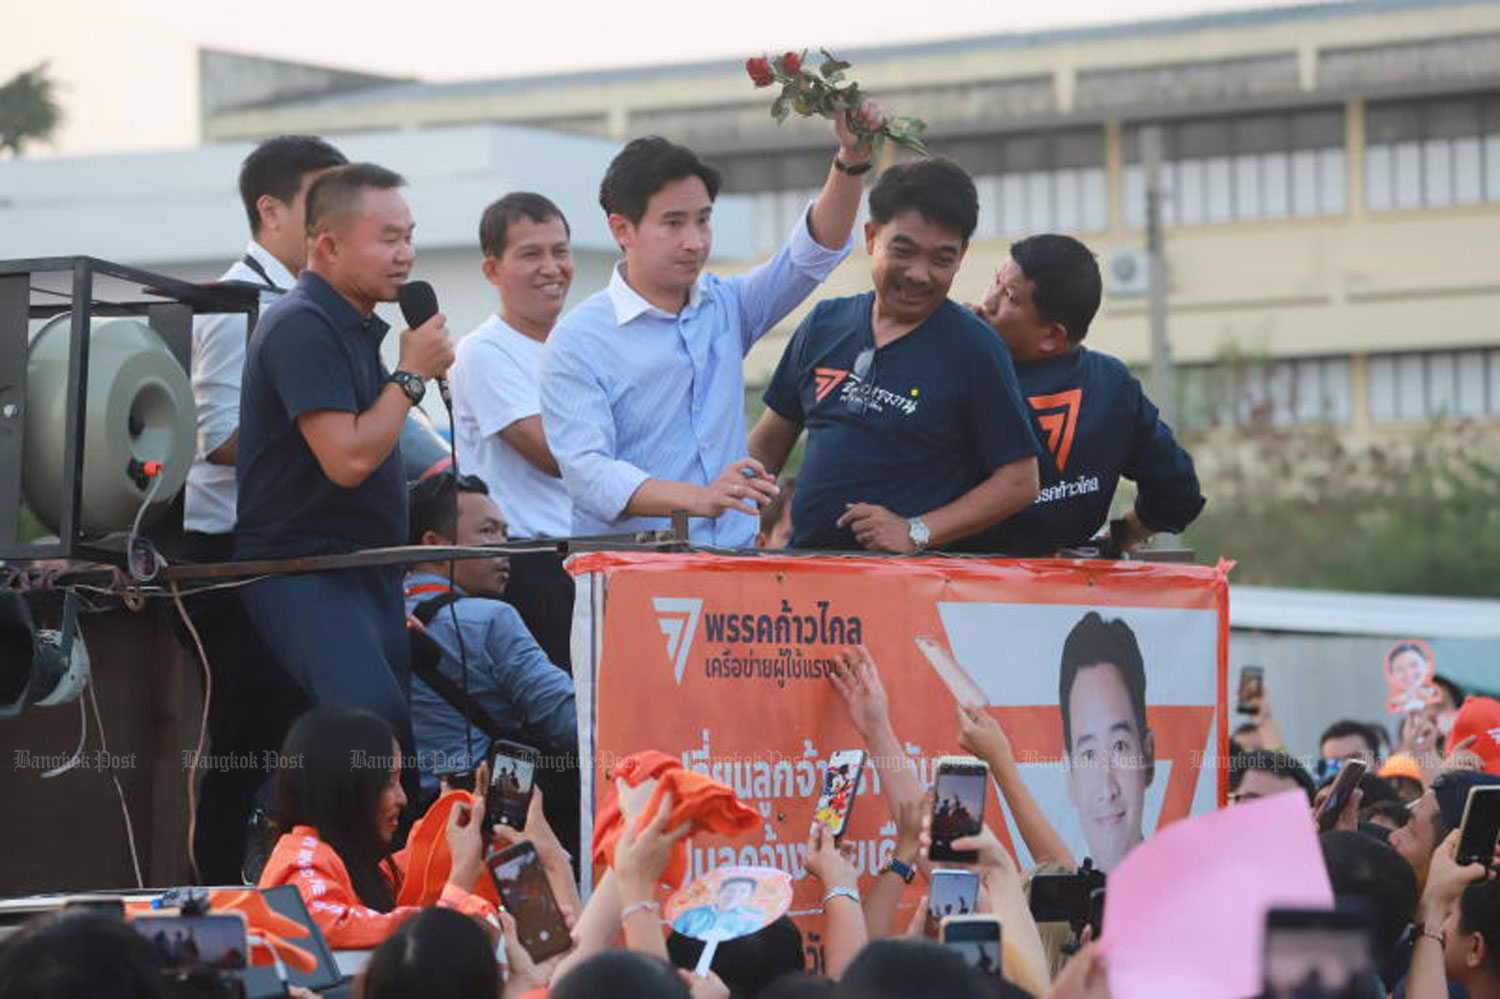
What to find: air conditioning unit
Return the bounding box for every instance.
[1107,247,1153,297]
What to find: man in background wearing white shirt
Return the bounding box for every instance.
[183,134,345,883]
[450,192,576,671]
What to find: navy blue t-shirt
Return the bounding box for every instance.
[235,271,406,558]
[764,292,1040,551]
[975,346,1204,556]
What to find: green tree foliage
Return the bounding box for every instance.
[1185,443,1500,598]
[0,62,63,158]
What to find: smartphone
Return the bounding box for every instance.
[1027,867,1106,926]
[487,840,571,962]
[1457,786,1500,866]
[930,756,988,864]
[1236,665,1265,716]
[940,915,1003,978]
[1315,759,1367,833]
[485,741,538,831]
[62,896,125,919]
[926,868,981,937]
[132,912,249,974]
[1262,907,1374,999]
[811,750,866,839]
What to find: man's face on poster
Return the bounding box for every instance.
[1065,662,1155,871]
[717,879,754,911]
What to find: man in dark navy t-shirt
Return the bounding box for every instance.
[749,158,1040,553]
[970,234,1203,556]
[236,162,453,735]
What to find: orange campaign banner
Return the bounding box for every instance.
[569,552,1230,967]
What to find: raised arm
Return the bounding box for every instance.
[806,102,885,250]
[829,647,924,815]
[956,703,1074,868]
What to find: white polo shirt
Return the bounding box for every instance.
[451,314,572,539]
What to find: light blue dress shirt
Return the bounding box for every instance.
[539,205,852,546]
[404,571,576,789]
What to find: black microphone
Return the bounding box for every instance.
[396,280,451,407]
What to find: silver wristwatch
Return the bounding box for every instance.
[907,516,930,552]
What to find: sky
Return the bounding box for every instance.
[6,0,1336,158]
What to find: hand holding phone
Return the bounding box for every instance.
[1315,759,1367,833]
[485,741,539,832]
[929,756,988,864]
[926,869,981,937]
[487,840,572,962]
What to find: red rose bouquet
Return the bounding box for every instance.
[745,49,928,155]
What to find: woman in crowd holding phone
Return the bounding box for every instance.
[257,706,499,949]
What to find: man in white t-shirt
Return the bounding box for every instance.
[450,192,576,669]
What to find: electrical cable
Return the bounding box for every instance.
[437,389,478,779]
[39,695,88,779]
[172,580,212,885]
[87,674,144,888]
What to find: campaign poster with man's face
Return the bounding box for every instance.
[938,602,1220,871]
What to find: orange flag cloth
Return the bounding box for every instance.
[590,750,760,886]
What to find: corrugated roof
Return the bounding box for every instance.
[1230,584,1500,639]
[215,0,1477,114]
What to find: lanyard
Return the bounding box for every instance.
[240,254,287,295]
[404,582,451,599]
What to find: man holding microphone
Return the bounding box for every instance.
[236,163,452,751]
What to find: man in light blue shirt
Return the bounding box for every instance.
[540,107,884,546]
[403,473,576,790]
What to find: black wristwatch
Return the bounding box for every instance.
[882,857,916,884]
[389,370,425,405]
[833,156,873,176]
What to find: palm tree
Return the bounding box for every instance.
[0,62,63,158]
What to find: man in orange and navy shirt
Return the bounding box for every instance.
[971,234,1204,556]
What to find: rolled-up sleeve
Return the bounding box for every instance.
[191,311,248,458]
[539,329,651,523]
[732,202,853,353]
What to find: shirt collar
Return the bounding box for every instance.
[297,271,390,339]
[403,569,468,598]
[244,240,297,290]
[607,262,705,325]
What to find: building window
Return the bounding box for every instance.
[1124,108,1347,228]
[1368,348,1500,421]
[928,129,1108,239]
[1177,355,1352,430]
[1366,93,1500,211]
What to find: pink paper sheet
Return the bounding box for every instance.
[1099,790,1334,999]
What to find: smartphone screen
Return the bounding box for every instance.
[487,840,571,962]
[940,916,1003,977]
[1237,666,1264,715]
[1263,907,1374,999]
[486,741,538,831]
[812,750,866,839]
[926,869,980,937]
[930,757,987,863]
[1315,759,1367,832]
[132,914,248,974]
[1457,786,1500,866]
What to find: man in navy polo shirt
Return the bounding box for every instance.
[970,234,1204,556]
[749,158,1041,553]
[236,162,454,737]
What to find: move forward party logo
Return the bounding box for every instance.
[653,597,703,685]
[1028,389,1083,471]
[813,367,851,404]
